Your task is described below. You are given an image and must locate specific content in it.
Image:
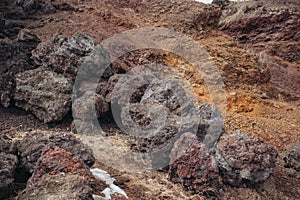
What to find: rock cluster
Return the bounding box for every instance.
[0,132,96,199]
[169,130,278,194]
[12,33,97,122]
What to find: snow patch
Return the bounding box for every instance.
[91,168,128,200]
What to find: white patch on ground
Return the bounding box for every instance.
[91,168,128,200]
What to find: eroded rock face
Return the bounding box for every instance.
[17,132,95,172]
[0,29,40,107]
[215,130,278,186]
[16,147,94,200]
[31,33,97,80]
[14,67,72,123]
[0,152,18,200]
[16,174,94,200]
[169,132,220,195]
[29,147,93,185]
[281,142,300,172]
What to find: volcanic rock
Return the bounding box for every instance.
[281,142,300,172]
[17,132,95,172]
[72,91,110,134]
[0,134,17,154]
[31,33,97,80]
[14,67,72,123]
[169,132,220,195]
[0,152,18,200]
[15,174,94,200]
[0,29,40,107]
[16,147,94,200]
[215,130,278,186]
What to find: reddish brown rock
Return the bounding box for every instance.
[215,130,278,186]
[17,132,95,173]
[16,147,94,200]
[169,132,220,195]
[29,147,92,185]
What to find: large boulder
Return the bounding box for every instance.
[31,33,97,81]
[17,132,95,173]
[0,29,40,107]
[281,142,300,172]
[16,147,94,200]
[14,67,73,123]
[215,130,278,186]
[168,132,220,195]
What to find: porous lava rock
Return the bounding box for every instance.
[169,132,220,195]
[0,152,18,200]
[17,132,95,172]
[215,130,278,186]
[0,134,17,154]
[281,142,300,172]
[31,33,97,81]
[0,29,40,107]
[16,147,94,200]
[14,67,73,123]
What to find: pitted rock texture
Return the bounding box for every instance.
[0,134,17,154]
[215,130,278,186]
[108,68,224,166]
[31,33,97,80]
[28,147,93,185]
[15,174,94,200]
[0,152,18,200]
[14,67,72,123]
[169,132,220,195]
[17,132,95,172]
[0,29,40,107]
[281,142,300,172]
[16,147,94,200]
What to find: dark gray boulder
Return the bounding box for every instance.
[215,130,278,186]
[281,142,300,172]
[14,67,73,123]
